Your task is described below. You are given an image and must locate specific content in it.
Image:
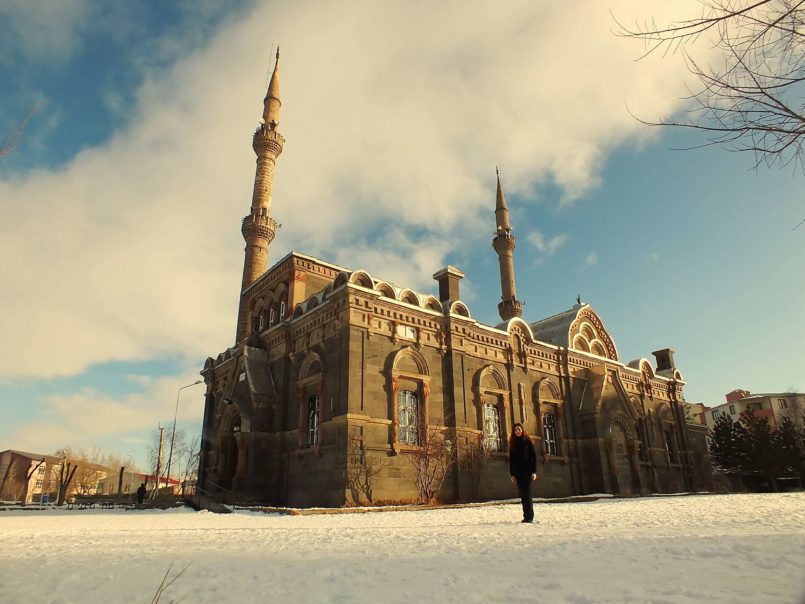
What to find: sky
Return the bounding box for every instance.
[1,0,802,471]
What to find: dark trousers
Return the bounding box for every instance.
[516,475,534,521]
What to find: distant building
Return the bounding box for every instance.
[0,450,61,503]
[197,54,713,507]
[703,390,805,430]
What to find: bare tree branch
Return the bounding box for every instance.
[614,0,804,170]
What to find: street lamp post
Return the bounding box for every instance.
[163,379,203,493]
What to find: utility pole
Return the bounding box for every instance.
[152,426,164,500]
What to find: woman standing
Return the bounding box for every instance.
[509,422,538,523]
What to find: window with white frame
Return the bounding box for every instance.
[482,403,502,451]
[307,394,320,447]
[395,324,417,341]
[729,404,736,414]
[543,412,558,456]
[279,300,286,320]
[269,307,276,326]
[398,390,419,445]
[713,410,723,420]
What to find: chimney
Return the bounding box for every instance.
[652,348,676,372]
[433,266,464,303]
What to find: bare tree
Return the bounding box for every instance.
[178,434,200,496]
[347,435,386,505]
[56,459,78,506]
[405,423,455,504]
[615,0,804,170]
[460,436,493,501]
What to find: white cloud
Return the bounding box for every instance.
[528,230,569,255]
[7,372,206,455]
[0,0,93,66]
[585,252,599,267]
[0,0,707,381]
[647,252,660,263]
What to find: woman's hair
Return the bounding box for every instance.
[509,422,528,449]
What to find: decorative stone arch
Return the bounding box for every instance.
[305,295,320,312]
[349,270,374,289]
[216,402,242,490]
[292,304,305,320]
[535,378,565,458]
[333,272,349,289]
[423,295,443,313]
[590,339,607,358]
[572,334,590,353]
[387,347,431,453]
[606,412,641,496]
[251,297,268,333]
[322,284,334,299]
[568,306,619,360]
[297,351,326,451]
[655,403,680,465]
[450,301,471,318]
[472,364,510,452]
[376,281,395,299]
[399,289,420,306]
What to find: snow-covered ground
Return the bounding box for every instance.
[1,493,803,604]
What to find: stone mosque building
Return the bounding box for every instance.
[197,53,713,507]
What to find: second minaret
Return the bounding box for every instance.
[492,170,522,321]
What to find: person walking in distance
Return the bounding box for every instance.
[136,482,146,506]
[509,423,538,523]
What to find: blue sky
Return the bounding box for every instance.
[1,0,802,471]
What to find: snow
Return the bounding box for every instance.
[1,493,803,603]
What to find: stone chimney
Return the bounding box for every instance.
[652,348,676,372]
[433,266,464,303]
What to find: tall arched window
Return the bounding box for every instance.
[483,402,502,451]
[279,300,286,320]
[307,394,320,447]
[269,307,276,326]
[398,390,419,445]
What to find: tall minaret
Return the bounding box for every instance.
[492,169,522,321]
[236,49,285,342]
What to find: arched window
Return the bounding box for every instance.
[398,390,419,445]
[279,300,286,320]
[307,394,320,447]
[537,379,564,458]
[483,402,502,451]
[269,307,276,327]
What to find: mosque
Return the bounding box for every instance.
[197,52,713,506]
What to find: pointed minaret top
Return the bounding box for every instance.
[495,168,510,230]
[262,47,281,128]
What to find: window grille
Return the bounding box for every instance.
[307,394,320,447]
[483,403,502,451]
[543,412,558,455]
[664,431,676,462]
[398,390,419,445]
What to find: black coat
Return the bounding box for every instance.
[509,436,537,478]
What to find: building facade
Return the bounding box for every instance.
[197,54,713,507]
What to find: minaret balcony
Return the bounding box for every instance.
[242,212,278,243]
[252,127,285,156]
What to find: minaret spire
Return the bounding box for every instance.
[492,169,522,321]
[262,47,281,129]
[236,50,287,342]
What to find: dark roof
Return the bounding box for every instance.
[528,304,583,346]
